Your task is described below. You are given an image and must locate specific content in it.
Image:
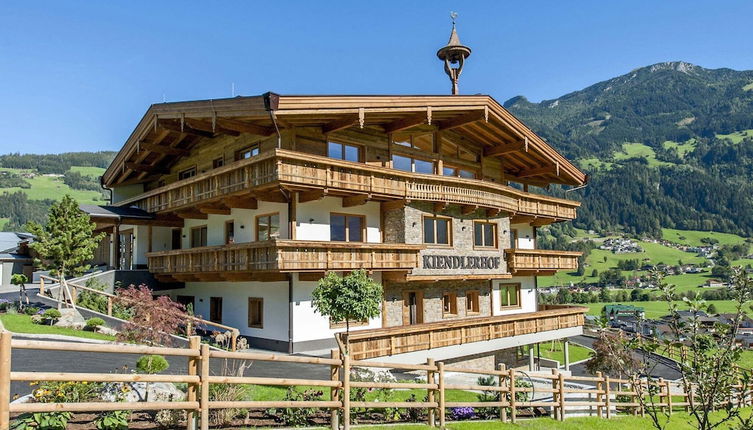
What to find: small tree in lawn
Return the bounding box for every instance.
[26,195,105,309]
[312,270,382,351]
[11,273,29,310]
[114,284,188,346]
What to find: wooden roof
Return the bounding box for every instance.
[102,93,587,188]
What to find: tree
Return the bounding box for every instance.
[26,195,105,309]
[114,285,188,346]
[11,273,29,309]
[311,270,382,342]
[706,303,718,315]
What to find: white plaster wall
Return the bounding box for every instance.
[291,273,383,342]
[111,184,144,204]
[296,197,381,242]
[511,223,535,249]
[133,225,149,265]
[169,281,290,340]
[150,227,173,252]
[491,276,537,316]
[181,203,288,248]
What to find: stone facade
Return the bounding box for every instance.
[384,202,511,277]
[443,347,521,370]
[383,280,492,327]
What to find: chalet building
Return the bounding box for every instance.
[85,26,588,365]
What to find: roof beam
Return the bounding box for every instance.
[175,209,208,220]
[383,110,430,133]
[139,142,189,156]
[124,162,168,174]
[484,141,526,157]
[197,203,231,215]
[322,115,359,134]
[224,196,258,209]
[342,194,369,207]
[516,165,558,178]
[437,110,486,131]
[157,119,215,138]
[184,118,240,137]
[216,118,276,136]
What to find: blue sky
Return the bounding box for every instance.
[2,1,752,154]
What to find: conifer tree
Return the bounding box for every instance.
[26,195,105,309]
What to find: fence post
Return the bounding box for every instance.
[0,332,11,430]
[199,343,210,430]
[231,330,238,352]
[427,358,435,427]
[658,378,665,414]
[558,371,566,421]
[342,353,351,430]
[596,371,603,418]
[551,368,559,420]
[438,362,445,429]
[186,336,200,430]
[498,363,507,422]
[509,368,517,423]
[330,349,340,430]
[665,380,673,416]
[604,375,611,419]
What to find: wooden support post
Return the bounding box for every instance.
[498,363,507,422]
[427,358,435,427]
[343,354,351,430]
[509,368,517,423]
[0,332,11,430]
[438,362,446,429]
[604,375,611,418]
[39,277,45,295]
[186,336,200,430]
[528,345,535,371]
[330,349,340,430]
[199,343,210,430]
[596,371,603,418]
[552,368,559,419]
[558,371,566,421]
[107,297,113,316]
[231,330,238,352]
[563,340,570,372]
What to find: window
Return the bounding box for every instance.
[190,226,207,248]
[248,297,263,328]
[459,169,476,179]
[225,221,235,244]
[256,213,280,241]
[176,295,195,311]
[178,166,196,180]
[210,297,223,323]
[213,157,225,169]
[327,141,361,162]
[392,154,435,174]
[171,228,182,250]
[466,291,480,314]
[423,216,451,245]
[474,222,497,248]
[442,165,476,179]
[500,284,521,309]
[236,145,260,160]
[442,293,458,316]
[330,214,365,242]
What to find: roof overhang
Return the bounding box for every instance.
[102,93,587,188]
[80,205,183,227]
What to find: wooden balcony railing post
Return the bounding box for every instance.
[186,336,200,430]
[427,358,435,427]
[438,362,446,429]
[342,353,351,430]
[0,332,11,430]
[330,349,340,430]
[498,363,507,422]
[199,343,210,430]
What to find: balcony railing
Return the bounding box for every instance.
[117,149,580,220]
[146,240,423,275]
[344,304,586,360]
[505,248,581,274]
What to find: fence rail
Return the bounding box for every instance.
[1,332,751,430]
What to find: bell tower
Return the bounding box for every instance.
[436,12,472,95]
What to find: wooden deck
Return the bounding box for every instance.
[344,305,587,360]
[146,240,423,281]
[116,149,580,221]
[505,248,581,275]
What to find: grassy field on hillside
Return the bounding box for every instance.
[662,138,697,157]
[0,168,105,204]
[69,166,106,177]
[662,228,747,247]
[583,300,749,319]
[717,129,753,144]
[613,143,673,167]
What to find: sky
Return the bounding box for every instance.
[1,1,752,154]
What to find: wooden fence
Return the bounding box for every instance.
[1,332,752,430]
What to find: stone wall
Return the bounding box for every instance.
[383,280,492,327]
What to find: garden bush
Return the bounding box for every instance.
[269,387,324,427]
[24,306,39,316]
[136,355,169,374]
[86,317,106,330]
[42,308,61,324]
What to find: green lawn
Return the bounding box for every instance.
[521,341,592,364]
[583,300,750,319]
[0,313,115,341]
[68,166,106,177]
[716,129,753,144]
[662,138,697,158]
[662,228,747,247]
[245,384,477,403]
[0,167,106,205]
[613,143,674,167]
[364,409,753,429]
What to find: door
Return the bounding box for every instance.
[402,291,424,325]
[510,229,518,249]
[176,295,195,313]
[119,231,134,270]
[210,297,223,323]
[171,229,182,250]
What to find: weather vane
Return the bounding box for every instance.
[437,12,472,95]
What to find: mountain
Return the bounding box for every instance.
[505,61,753,237]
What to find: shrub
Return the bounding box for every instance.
[115,285,187,346]
[0,298,10,311]
[95,409,129,430]
[86,317,106,330]
[12,411,72,430]
[30,314,43,324]
[136,355,169,374]
[43,308,62,324]
[24,306,39,316]
[153,392,186,428]
[269,387,324,427]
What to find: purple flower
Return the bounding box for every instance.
[37,309,45,315]
[450,407,475,420]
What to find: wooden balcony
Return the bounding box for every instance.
[344,304,587,360]
[146,240,423,282]
[116,149,580,221]
[505,248,581,275]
